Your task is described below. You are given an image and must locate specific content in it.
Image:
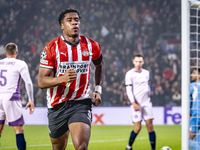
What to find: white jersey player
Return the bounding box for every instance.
[0,43,34,150]
[125,54,156,150]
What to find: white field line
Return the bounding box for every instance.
[0,137,147,149]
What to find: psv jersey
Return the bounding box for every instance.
[40,35,101,108]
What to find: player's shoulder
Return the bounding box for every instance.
[190,82,198,90]
[190,81,197,86]
[5,58,27,68]
[81,35,100,45]
[190,81,200,86]
[15,59,27,65]
[142,69,149,74]
[0,58,6,62]
[126,68,135,76]
[45,37,61,50]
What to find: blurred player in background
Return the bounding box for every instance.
[189,68,200,150]
[125,54,156,150]
[38,8,104,150]
[0,43,34,150]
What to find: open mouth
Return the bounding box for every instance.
[73,27,79,30]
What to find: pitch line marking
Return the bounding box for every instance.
[0,137,147,149]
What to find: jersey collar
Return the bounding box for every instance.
[61,35,80,47]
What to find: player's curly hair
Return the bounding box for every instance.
[58,8,81,25]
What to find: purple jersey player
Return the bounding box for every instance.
[0,43,34,150]
[125,54,156,150]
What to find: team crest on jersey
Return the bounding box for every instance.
[82,50,90,56]
[41,51,47,59]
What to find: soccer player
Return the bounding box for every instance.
[0,43,34,150]
[38,8,104,150]
[189,68,200,150]
[125,54,156,150]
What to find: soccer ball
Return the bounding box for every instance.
[160,146,172,150]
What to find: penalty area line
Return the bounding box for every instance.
[0,137,147,149]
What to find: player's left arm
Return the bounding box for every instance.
[148,71,151,97]
[92,55,104,106]
[92,54,104,106]
[20,65,35,114]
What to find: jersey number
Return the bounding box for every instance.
[0,70,7,86]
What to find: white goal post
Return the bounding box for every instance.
[181,0,200,149]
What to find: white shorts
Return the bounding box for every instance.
[0,99,24,126]
[131,103,154,123]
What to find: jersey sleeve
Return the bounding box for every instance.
[21,69,34,102]
[91,41,101,61]
[148,71,151,96]
[125,72,132,86]
[40,43,55,69]
[125,72,135,103]
[18,61,28,73]
[19,61,34,102]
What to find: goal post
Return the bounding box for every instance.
[181,0,190,149]
[181,0,200,149]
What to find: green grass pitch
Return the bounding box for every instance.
[0,125,180,150]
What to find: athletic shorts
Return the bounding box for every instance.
[130,103,154,123]
[48,99,92,138]
[0,99,24,126]
[190,116,200,133]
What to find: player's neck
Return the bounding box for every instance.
[63,34,79,45]
[134,68,142,72]
[6,55,16,58]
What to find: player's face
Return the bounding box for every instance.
[133,57,144,71]
[191,69,198,82]
[61,12,80,38]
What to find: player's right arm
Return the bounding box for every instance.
[125,71,139,111]
[38,43,76,89]
[38,67,77,89]
[20,63,35,114]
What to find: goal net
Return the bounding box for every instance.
[182,0,200,149]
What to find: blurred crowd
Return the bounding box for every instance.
[0,0,181,107]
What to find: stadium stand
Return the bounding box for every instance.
[0,0,181,107]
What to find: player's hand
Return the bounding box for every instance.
[25,101,35,114]
[92,92,101,106]
[132,102,140,111]
[63,68,77,83]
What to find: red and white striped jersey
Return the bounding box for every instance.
[40,35,101,108]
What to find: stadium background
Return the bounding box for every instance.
[0,0,181,108]
[0,0,183,149]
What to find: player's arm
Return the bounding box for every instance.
[38,67,77,89]
[20,67,34,114]
[190,84,194,109]
[92,54,104,106]
[148,71,151,97]
[125,73,139,111]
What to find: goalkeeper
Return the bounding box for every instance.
[189,68,200,150]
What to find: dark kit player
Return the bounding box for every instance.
[38,8,104,150]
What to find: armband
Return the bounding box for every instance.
[95,85,102,94]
